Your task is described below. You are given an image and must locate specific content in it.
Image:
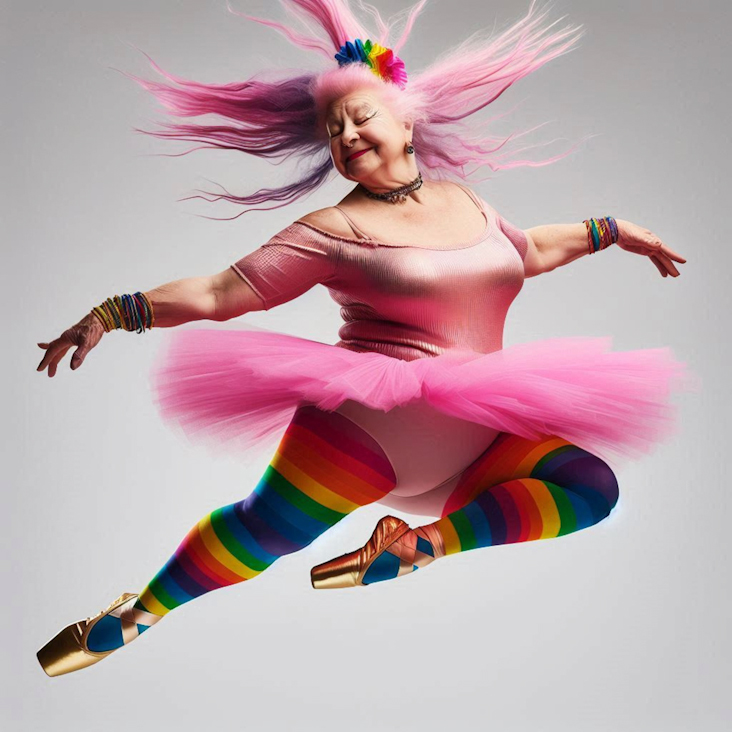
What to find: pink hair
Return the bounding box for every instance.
[119,0,586,218]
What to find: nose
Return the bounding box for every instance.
[340,122,360,150]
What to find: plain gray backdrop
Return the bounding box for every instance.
[3,1,729,730]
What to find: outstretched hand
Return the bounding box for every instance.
[614,219,687,278]
[36,312,106,377]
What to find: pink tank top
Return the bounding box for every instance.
[231,185,527,361]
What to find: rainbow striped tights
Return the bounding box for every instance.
[85,405,618,651]
[359,431,619,584]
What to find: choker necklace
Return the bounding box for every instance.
[360,172,423,204]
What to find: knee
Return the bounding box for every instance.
[589,457,619,513]
[574,456,619,522]
[537,450,619,521]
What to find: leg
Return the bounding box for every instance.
[133,404,397,618]
[312,432,619,587]
[37,404,397,675]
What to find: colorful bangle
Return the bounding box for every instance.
[583,217,618,254]
[91,291,154,333]
[91,304,113,332]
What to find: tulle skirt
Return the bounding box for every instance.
[149,324,699,467]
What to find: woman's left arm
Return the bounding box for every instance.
[524,220,687,278]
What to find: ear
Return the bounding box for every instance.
[403,117,414,137]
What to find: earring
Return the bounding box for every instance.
[405,141,415,154]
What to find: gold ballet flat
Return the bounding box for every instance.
[311,515,443,589]
[37,592,162,677]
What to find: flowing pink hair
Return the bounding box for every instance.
[119,0,586,217]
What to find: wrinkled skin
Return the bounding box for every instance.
[614,219,686,278]
[36,312,106,377]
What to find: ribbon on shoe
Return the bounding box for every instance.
[111,596,163,645]
[381,525,447,579]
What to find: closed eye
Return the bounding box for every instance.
[358,112,378,124]
[327,113,375,138]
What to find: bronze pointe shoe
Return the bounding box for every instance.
[36,593,162,677]
[311,515,444,589]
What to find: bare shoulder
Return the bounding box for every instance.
[420,179,485,212]
[295,207,354,238]
[442,179,484,206]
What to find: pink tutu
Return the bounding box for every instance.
[149,325,699,467]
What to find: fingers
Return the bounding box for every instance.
[652,238,686,265]
[650,251,683,278]
[654,249,681,277]
[37,319,103,376]
[649,254,668,278]
[37,341,61,372]
[637,227,684,277]
[619,224,688,276]
[36,340,71,377]
[646,229,687,268]
[660,245,686,263]
[70,346,88,371]
[48,344,71,377]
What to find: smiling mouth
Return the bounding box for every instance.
[346,147,373,162]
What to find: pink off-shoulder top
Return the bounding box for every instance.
[230,186,528,362]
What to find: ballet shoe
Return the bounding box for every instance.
[311,515,444,589]
[37,592,162,677]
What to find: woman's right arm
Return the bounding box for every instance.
[151,220,343,324]
[37,223,339,376]
[145,271,263,327]
[35,273,249,377]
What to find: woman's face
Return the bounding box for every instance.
[325,89,415,188]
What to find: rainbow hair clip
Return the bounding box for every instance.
[334,38,408,90]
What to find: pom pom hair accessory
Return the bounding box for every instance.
[334,38,408,89]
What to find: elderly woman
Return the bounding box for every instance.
[36,0,691,677]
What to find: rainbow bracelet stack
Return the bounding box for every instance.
[91,292,155,333]
[583,217,618,254]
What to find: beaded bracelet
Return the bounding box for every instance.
[583,217,618,254]
[91,292,155,333]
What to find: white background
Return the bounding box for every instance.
[3,1,728,730]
